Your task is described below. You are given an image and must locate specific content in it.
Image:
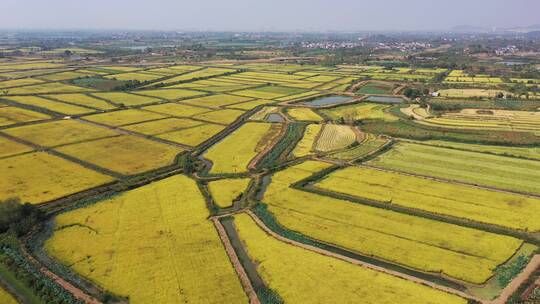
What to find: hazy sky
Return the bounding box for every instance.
[1,0,539,32]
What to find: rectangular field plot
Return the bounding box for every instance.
[90,92,161,106]
[135,89,206,101]
[0,106,50,126]
[0,78,44,89]
[5,82,93,95]
[179,94,252,108]
[157,123,225,147]
[142,103,212,117]
[313,165,540,231]
[3,120,119,147]
[0,136,33,158]
[292,124,322,157]
[0,152,114,204]
[56,135,183,175]
[263,161,523,284]
[233,213,467,304]
[193,108,246,124]
[47,93,116,110]
[208,178,250,208]
[122,117,202,136]
[204,122,277,174]
[104,71,164,82]
[367,142,540,195]
[45,175,247,304]
[157,67,235,86]
[233,85,306,99]
[286,107,323,121]
[83,109,167,126]
[419,140,540,161]
[4,96,95,115]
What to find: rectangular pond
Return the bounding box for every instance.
[365,96,404,104]
[301,95,352,107]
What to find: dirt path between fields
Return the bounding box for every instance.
[212,218,260,304]
[20,245,102,304]
[489,255,540,304]
[244,210,485,303]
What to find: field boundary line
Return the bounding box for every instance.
[489,255,540,304]
[212,218,260,304]
[244,210,485,303]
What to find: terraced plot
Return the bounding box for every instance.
[45,175,247,304]
[313,165,540,231]
[368,142,540,194]
[205,122,276,174]
[56,135,183,175]
[263,161,523,284]
[0,152,114,204]
[233,213,467,304]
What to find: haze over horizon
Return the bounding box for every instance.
[1,0,539,32]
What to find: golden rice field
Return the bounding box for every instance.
[228,99,274,110]
[286,107,323,121]
[0,287,17,304]
[180,93,252,108]
[122,117,202,136]
[38,71,92,81]
[48,93,116,110]
[0,77,43,89]
[330,134,390,161]
[90,92,161,106]
[263,161,523,284]
[0,152,114,204]
[0,106,50,126]
[157,123,225,147]
[4,95,94,115]
[5,82,93,95]
[436,89,509,98]
[0,136,32,158]
[207,178,250,208]
[313,166,540,231]
[143,102,213,117]
[56,135,183,175]
[249,106,280,121]
[193,108,246,124]
[83,109,167,126]
[45,175,247,304]
[292,124,322,157]
[158,67,235,86]
[233,213,467,304]
[3,119,118,147]
[136,89,205,101]
[416,108,540,135]
[313,124,357,152]
[233,85,304,99]
[320,102,398,122]
[104,71,164,82]
[367,142,540,194]
[205,122,274,174]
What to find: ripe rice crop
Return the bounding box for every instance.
[180,94,252,108]
[91,92,161,106]
[330,134,389,161]
[83,109,167,126]
[122,118,202,136]
[143,103,212,117]
[3,119,118,147]
[320,102,398,122]
[104,71,164,82]
[0,106,50,127]
[193,108,246,124]
[6,82,93,95]
[208,178,250,208]
[234,213,467,304]
[0,136,33,158]
[205,122,275,174]
[136,89,205,101]
[368,142,540,195]
[292,124,322,157]
[286,107,323,121]
[314,165,540,231]
[57,135,183,175]
[0,287,18,304]
[0,152,114,204]
[157,123,225,147]
[233,86,305,99]
[4,95,94,115]
[45,175,247,303]
[48,93,116,110]
[418,140,540,161]
[314,124,356,152]
[263,161,523,283]
[0,78,43,89]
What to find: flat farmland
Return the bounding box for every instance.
[418,140,540,161]
[233,213,467,304]
[45,175,247,303]
[204,122,276,174]
[83,109,167,126]
[233,85,305,99]
[3,119,118,147]
[320,102,399,122]
[180,93,252,108]
[90,92,161,106]
[0,152,114,204]
[0,136,33,158]
[48,93,117,110]
[157,123,225,146]
[5,82,93,95]
[367,142,540,194]
[0,106,50,126]
[193,108,246,124]
[208,178,250,208]
[56,135,183,175]
[314,124,356,152]
[4,96,95,115]
[313,165,540,231]
[292,124,322,157]
[122,117,202,136]
[286,107,323,121]
[136,89,206,101]
[263,161,523,284]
